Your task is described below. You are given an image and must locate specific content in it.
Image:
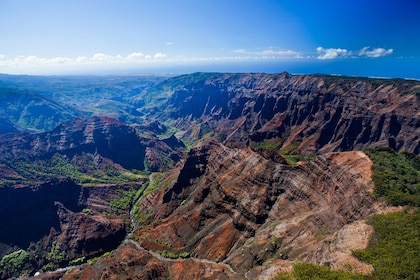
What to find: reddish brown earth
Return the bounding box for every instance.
[159,73,419,154]
[3,73,419,279]
[66,142,384,279]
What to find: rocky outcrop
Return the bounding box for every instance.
[0,116,147,170]
[0,179,83,255]
[0,179,128,263]
[0,116,184,173]
[158,73,419,154]
[71,142,379,279]
[63,241,244,280]
[53,202,126,261]
[3,73,418,279]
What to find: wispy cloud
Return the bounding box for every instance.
[359,47,393,58]
[153,52,167,59]
[234,48,302,58]
[0,46,397,74]
[0,52,169,69]
[317,46,394,60]
[316,47,351,60]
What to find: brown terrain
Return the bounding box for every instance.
[63,143,385,279]
[160,72,419,154]
[1,73,418,279]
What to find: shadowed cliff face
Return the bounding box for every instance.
[0,179,83,251]
[160,73,419,154]
[0,116,146,170]
[0,179,127,264]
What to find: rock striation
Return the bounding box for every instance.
[0,116,146,170]
[3,73,419,279]
[72,142,380,279]
[156,73,419,154]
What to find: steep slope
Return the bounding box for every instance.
[0,116,183,178]
[0,116,185,279]
[0,178,129,279]
[2,73,418,279]
[146,72,419,154]
[0,74,168,130]
[70,142,380,279]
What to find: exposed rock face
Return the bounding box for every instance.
[0,179,127,264]
[3,73,418,279]
[63,241,244,280]
[159,73,419,154]
[53,202,126,261]
[72,142,378,279]
[0,116,147,170]
[0,116,184,174]
[0,179,83,254]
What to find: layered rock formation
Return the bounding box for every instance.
[155,73,419,154]
[2,73,418,279]
[0,116,146,170]
[0,116,183,175]
[68,142,380,279]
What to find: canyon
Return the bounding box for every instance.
[0,72,418,279]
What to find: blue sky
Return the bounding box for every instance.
[0,0,419,78]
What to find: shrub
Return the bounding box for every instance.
[353,210,420,280]
[364,147,420,206]
[0,249,30,278]
[272,263,364,280]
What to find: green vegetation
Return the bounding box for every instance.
[273,263,364,280]
[353,210,420,280]
[251,140,315,166]
[251,140,283,151]
[157,250,190,259]
[316,74,420,96]
[364,147,420,206]
[0,153,147,188]
[45,241,66,269]
[82,208,94,215]
[280,144,315,166]
[0,249,30,278]
[144,172,178,196]
[110,188,140,212]
[69,256,86,266]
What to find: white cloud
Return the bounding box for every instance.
[48,57,72,64]
[92,53,110,61]
[127,52,144,60]
[154,52,167,59]
[165,42,174,46]
[317,46,394,60]
[359,47,393,58]
[75,56,88,63]
[316,47,351,60]
[234,48,302,58]
[0,51,173,73]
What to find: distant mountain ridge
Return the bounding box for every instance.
[141,72,419,154]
